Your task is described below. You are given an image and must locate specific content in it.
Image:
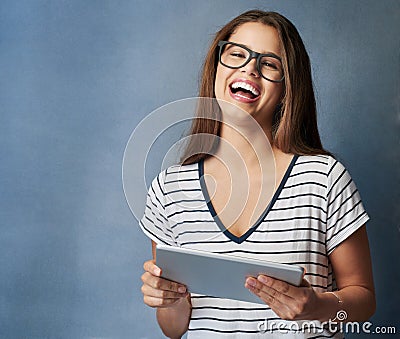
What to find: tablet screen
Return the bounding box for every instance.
[156,245,304,304]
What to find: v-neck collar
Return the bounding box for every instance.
[199,154,299,244]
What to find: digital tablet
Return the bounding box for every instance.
[156,244,304,304]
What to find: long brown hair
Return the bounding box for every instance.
[182,10,330,164]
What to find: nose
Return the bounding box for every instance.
[240,57,259,77]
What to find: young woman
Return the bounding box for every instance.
[140,10,375,338]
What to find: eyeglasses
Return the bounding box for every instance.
[217,40,284,83]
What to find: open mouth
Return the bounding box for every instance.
[229,80,261,102]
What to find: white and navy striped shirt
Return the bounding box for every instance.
[140,154,369,338]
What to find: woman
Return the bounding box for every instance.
[140,10,375,338]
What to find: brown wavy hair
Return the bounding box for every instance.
[181,10,331,164]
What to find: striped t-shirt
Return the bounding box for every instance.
[140,154,369,338]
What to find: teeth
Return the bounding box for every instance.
[231,81,260,96]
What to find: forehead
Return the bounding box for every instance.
[228,22,281,55]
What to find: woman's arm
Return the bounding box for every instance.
[156,294,191,339]
[326,225,376,321]
[245,225,375,322]
[141,241,191,338]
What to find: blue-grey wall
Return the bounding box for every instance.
[1,1,398,338]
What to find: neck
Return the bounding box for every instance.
[214,106,275,167]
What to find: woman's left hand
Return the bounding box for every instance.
[245,275,319,320]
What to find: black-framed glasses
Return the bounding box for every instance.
[217,40,284,83]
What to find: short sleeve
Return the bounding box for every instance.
[326,157,370,254]
[139,172,177,246]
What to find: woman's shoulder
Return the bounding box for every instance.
[165,162,199,174]
[295,153,333,169]
[295,153,358,190]
[151,162,200,187]
[147,162,200,203]
[295,153,351,178]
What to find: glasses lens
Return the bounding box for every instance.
[260,56,284,82]
[220,43,250,68]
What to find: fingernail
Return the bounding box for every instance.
[153,267,161,276]
[247,278,256,287]
[258,275,268,284]
[178,286,186,293]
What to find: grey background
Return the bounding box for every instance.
[1,0,399,338]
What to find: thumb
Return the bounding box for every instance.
[300,278,311,288]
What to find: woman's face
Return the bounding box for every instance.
[215,22,284,127]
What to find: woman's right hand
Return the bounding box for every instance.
[141,259,188,308]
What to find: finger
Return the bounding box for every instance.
[143,260,161,276]
[246,281,290,316]
[141,284,187,299]
[143,295,181,308]
[257,275,299,299]
[300,278,311,287]
[141,272,187,293]
[246,281,304,320]
[245,277,294,305]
